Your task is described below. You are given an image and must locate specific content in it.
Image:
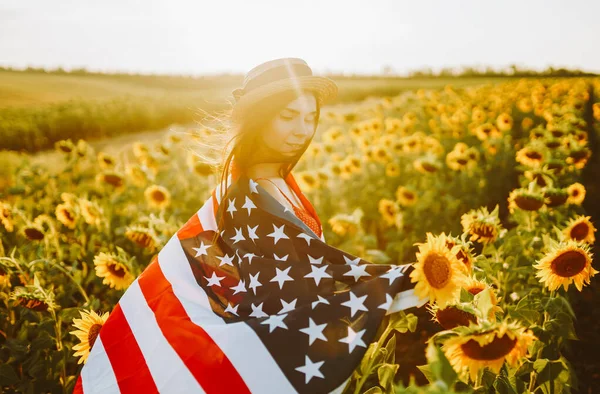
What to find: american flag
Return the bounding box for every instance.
[73,171,428,394]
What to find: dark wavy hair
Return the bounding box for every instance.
[187,89,322,245]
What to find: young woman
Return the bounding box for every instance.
[73,58,427,394]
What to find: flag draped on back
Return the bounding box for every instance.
[73,170,428,394]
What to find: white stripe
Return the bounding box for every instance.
[386,289,428,315]
[80,336,120,394]
[158,234,298,394]
[197,195,217,231]
[119,280,205,393]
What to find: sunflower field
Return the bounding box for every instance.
[1,77,599,393]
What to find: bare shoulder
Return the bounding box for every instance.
[255,179,294,210]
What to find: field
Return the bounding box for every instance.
[1,76,600,393]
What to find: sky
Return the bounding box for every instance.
[1,0,599,76]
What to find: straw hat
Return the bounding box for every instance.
[230,57,338,123]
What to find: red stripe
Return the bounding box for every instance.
[137,256,251,394]
[177,211,204,240]
[100,304,159,393]
[72,374,83,394]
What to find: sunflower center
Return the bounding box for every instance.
[467,286,484,296]
[570,223,590,241]
[551,250,587,277]
[514,195,544,211]
[151,190,166,202]
[107,262,127,278]
[473,222,495,239]
[422,162,437,172]
[457,158,468,165]
[436,307,477,330]
[423,253,452,289]
[403,192,415,200]
[460,334,517,360]
[526,151,543,160]
[88,324,103,349]
[64,209,74,221]
[104,174,124,187]
[25,227,45,240]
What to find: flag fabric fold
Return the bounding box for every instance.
[73,171,428,394]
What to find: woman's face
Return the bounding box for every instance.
[260,92,318,158]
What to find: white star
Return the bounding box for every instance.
[307,254,324,265]
[204,271,225,287]
[381,266,403,285]
[297,232,314,246]
[299,317,328,345]
[244,252,258,265]
[270,266,294,290]
[341,292,368,317]
[267,224,290,245]
[260,313,289,333]
[249,179,259,194]
[224,303,239,316]
[343,255,362,265]
[378,293,393,311]
[192,241,211,257]
[230,279,247,295]
[304,265,332,286]
[295,355,325,384]
[311,295,330,309]
[343,264,371,282]
[247,225,259,243]
[220,229,225,237]
[249,302,268,318]
[215,253,235,267]
[242,196,257,216]
[273,253,289,262]
[248,272,262,295]
[339,326,367,353]
[278,298,297,314]
[226,198,237,218]
[282,205,292,213]
[230,227,246,244]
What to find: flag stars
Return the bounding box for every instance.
[339,326,367,353]
[267,224,290,245]
[343,263,371,282]
[295,355,325,384]
[278,298,297,314]
[311,295,330,309]
[260,313,289,333]
[215,253,235,267]
[247,225,259,243]
[378,293,393,312]
[270,266,294,290]
[243,252,258,265]
[230,227,246,244]
[307,254,324,265]
[248,272,262,295]
[224,303,239,316]
[226,198,237,218]
[299,317,328,346]
[249,302,268,318]
[242,195,257,216]
[343,255,362,265]
[381,265,404,285]
[273,253,289,262]
[204,272,226,287]
[230,279,247,295]
[248,179,259,194]
[297,232,314,246]
[304,265,332,286]
[192,241,211,257]
[341,292,369,317]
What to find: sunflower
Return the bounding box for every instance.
[125,225,161,252]
[429,302,478,330]
[442,320,536,382]
[0,202,14,232]
[396,186,418,207]
[462,276,503,318]
[94,251,135,290]
[55,203,78,229]
[566,182,586,205]
[70,309,110,364]
[55,139,75,154]
[297,171,320,192]
[323,126,344,143]
[543,187,569,207]
[496,113,513,132]
[562,215,596,244]
[97,152,116,170]
[10,285,57,312]
[593,102,600,121]
[523,168,555,188]
[444,233,474,274]
[533,239,597,291]
[79,199,104,227]
[126,164,149,187]
[414,157,441,174]
[378,199,400,227]
[446,151,471,172]
[515,145,545,168]
[521,117,534,131]
[328,214,360,237]
[507,188,545,214]
[96,171,125,189]
[460,206,504,244]
[132,142,150,159]
[409,233,469,308]
[33,214,56,235]
[21,223,46,241]
[385,162,401,178]
[566,147,591,170]
[144,185,172,210]
[474,123,501,141]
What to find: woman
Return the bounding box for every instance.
[73,58,428,394]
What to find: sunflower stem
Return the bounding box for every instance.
[30,259,90,305]
[353,324,392,394]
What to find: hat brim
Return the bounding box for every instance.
[231,75,338,123]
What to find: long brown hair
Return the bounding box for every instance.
[187,89,322,245]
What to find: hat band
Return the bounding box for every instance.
[243,63,313,94]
